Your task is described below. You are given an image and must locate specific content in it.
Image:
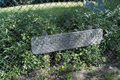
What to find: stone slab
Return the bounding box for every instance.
[83,0,106,12]
[31,29,103,54]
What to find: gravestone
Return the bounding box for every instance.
[95,0,106,12]
[31,29,103,54]
[83,0,95,10]
[41,30,50,68]
[83,0,106,12]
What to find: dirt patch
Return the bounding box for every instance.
[72,62,120,80]
[19,60,120,80]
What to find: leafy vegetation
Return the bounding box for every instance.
[103,72,120,80]
[0,1,120,79]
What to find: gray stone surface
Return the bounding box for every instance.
[96,0,102,5]
[86,25,92,30]
[83,0,95,10]
[31,29,103,54]
[41,30,50,67]
[42,30,48,36]
[83,0,106,12]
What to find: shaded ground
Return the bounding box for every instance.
[19,59,120,80]
[72,62,120,80]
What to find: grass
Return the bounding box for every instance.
[0,2,83,14]
[0,0,119,19]
[0,2,84,21]
[0,2,83,11]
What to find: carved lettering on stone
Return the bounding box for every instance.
[31,29,103,54]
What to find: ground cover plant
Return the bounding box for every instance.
[0,0,120,79]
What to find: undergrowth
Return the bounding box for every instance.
[0,1,120,80]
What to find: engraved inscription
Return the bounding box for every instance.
[31,29,103,54]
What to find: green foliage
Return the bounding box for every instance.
[103,72,119,80]
[104,0,120,11]
[35,75,48,80]
[63,73,73,80]
[0,2,120,80]
[0,66,20,80]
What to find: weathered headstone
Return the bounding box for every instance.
[86,25,92,30]
[41,31,50,68]
[83,0,95,10]
[31,29,103,54]
[83,0,106,12]
[95,0,106,12]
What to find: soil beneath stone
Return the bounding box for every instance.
[72,62,120,80]
[19,59,120,80]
